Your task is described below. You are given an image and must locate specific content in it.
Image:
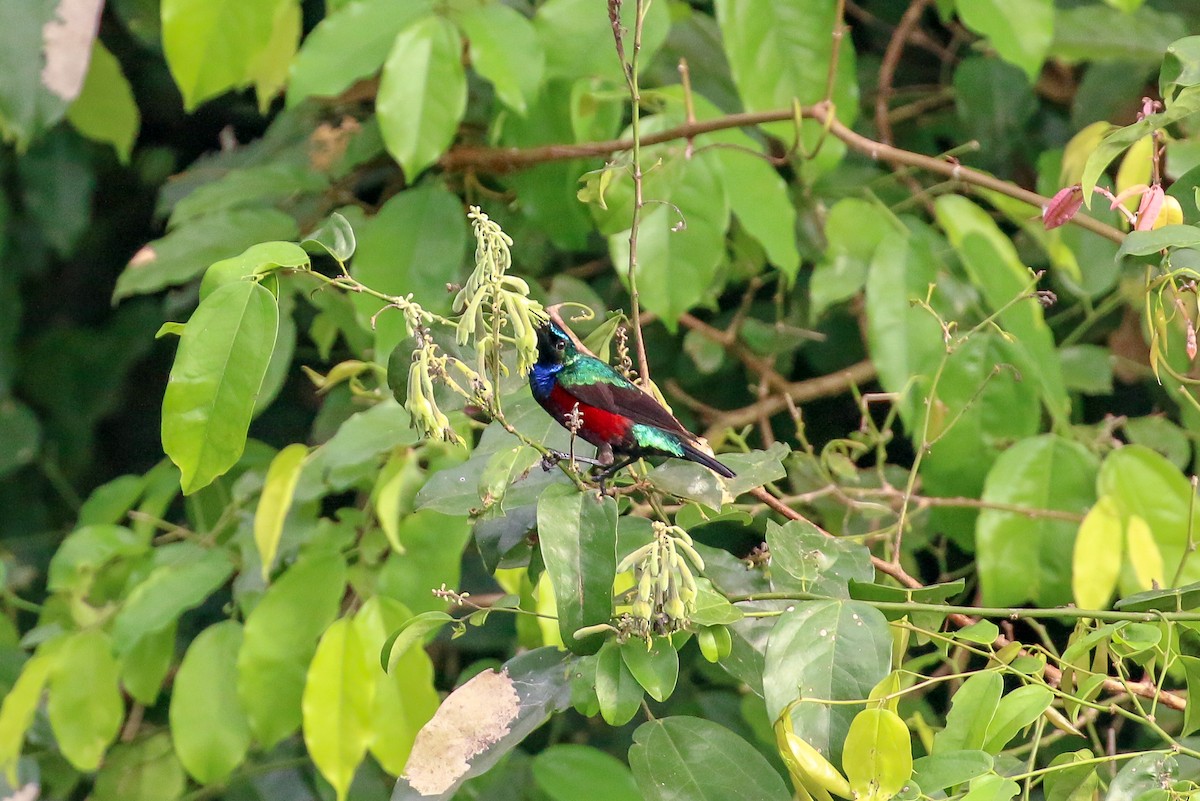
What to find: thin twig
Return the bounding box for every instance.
[875,0,933,146]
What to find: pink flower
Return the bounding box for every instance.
[1134,184,1165,231]
[1043,186,1084,230]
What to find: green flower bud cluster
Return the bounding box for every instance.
[455,207,547,378]
[617,522,705,636]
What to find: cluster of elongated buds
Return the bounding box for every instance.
[618,522,705,634]
[405,331,463,445]
[454,206,546,375]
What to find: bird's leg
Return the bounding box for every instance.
[542,449,606,470]
[593,455,637,496]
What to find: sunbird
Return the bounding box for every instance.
[529,321,735,482]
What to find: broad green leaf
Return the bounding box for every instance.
[162,280,279,494]
[170,621,251,784]
[934,196,1067,419]
[0,0,71,148]
[536,488,617,654]
[66,41,140,162]
[535,0,669,82]
[956,0,1053,82]
[169,165,326,229]
[254,443,308,580]
[111,546,234,653]
[1051,6,1185,65]
[933,672,1002,754]
[843,708,913,801]
[1072,496,1124,610]
[1059,344,1113,396]
[690,579,745,626]
[533,744,641,801]
[287,0,435,104]
[1114,580,1200,612]
[354,597,439,774]
[349,185,469,360]
[47,523,146,592]
[608,152,730,329]
[1107,754,1179,801]
[982,685,1053,754]
[199,240,310,300]
[961,774,1020,801]
[303,618,374,801]
[238,551,347,748]
[248,0,300,112]
[161,0,281,109]
[47,629,123,771]
[1042,750,1099,801]
[976,435,1098,607]
[767,519,874,598]
[1163,36,1200,103]
[714,0,858,143]
[17,125,95,258]
[454,2,543,115]
[377,511,472,616]
[1098,445,1200,593]
[296,399,420,502]
[381,610,455,672]
[912,751,994,794]
[621,640,679,703]
[628,716,792,801]
[114,207,297,301]
[1082,85,1200,200]
[953,621,1000,645]
[1180,656,1200,736]
[764,600,892,764]
[77,473,146,526]
[597,639,643,726]
[0,650,55,780]
[92,732,186,801]
[303,211,357,263]
[392,648,572,800]
[1116,225,1200,258]
[812,199,899,318]
[377,15,466,179]
[120,621,176,706]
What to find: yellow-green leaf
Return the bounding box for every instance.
[248,0,300,112]
[302,619,374,801]
[47,629,124,772]
[66,41,140,163]
[1126,515,1165,590]
[0,650,55,783]
[843,708,913,801]
[1072,496,1124,610]
[254,443,308,580]
[170,621,251,784]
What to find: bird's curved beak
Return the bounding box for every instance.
[535,323,555,358]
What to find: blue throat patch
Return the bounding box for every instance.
[529,362,562,399]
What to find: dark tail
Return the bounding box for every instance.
[681,441,736,479]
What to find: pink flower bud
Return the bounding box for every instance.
[1134,184,1165,231]
[1043,186,1084,230]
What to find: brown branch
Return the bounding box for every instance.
[875,0,933,146]
[747,486,1187,712]
[439,103,1126,245]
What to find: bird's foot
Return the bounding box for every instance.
[542,449,606,472]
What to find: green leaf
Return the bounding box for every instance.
[1107,754,1179,801]
[0,649,55,778]
[812,199,899,318]
[349,184,469,359]
[1162,36,1200,102]
[377,510,472,616]
[535,0,669,83]
[0,0,72,147]
[111,546,234,653]
[1098,445,1200,593]
[621,641,679,703]
[47,523,146,592]
[454,2,543,115]
[719,442,790,497]
[170,621,251,784]
[354,597,439,774]
[199,240,309,300]
[48,630,124,772]
[689,579,745,626]
[1113,580,1200,612]
[932,672,1002,754]
[844,708,913,801]
[961,774,1020,801]
[248,0,300,112]
[982,685,1053,754]
[66,41,140,162]
[608,152,730,329]
[161,280,279,494]
[1059,344,1113,395]
[1051,5,1184,65]
[393,648,573,800]
[956,0,1053,82]
[303,211,357,263]
[254,443,308,581]
[1179,656,1200,736]
[912,751,994,795]
[113,208,298,300]
[92,732,186,801]
[1116,225,1200,258]
[714,0,858,143]
[303,618,374,801]
[764,600,892,764]
[377,15,466,179]
[169,165,327,229]
[628,716,792,801]
[296,399,420,501]
[1082,85,1200,200]
[596,639,643,726]
[1042,750,1099,801]
[17,126,95,257]
[767,519,874,598]
[287,0,435,104]
[1073,496,1124,610]
[533,744,641,801]
[976,435,1098,607]
[238,551,347,748]
[536,488,618,655]
[381,610,455,672]
[120,622,176,706]
[161,0,281,110]
[953,621,1000,645]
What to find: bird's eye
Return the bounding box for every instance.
[555,340,566,351]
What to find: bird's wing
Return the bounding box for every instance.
[558,361,692,437]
